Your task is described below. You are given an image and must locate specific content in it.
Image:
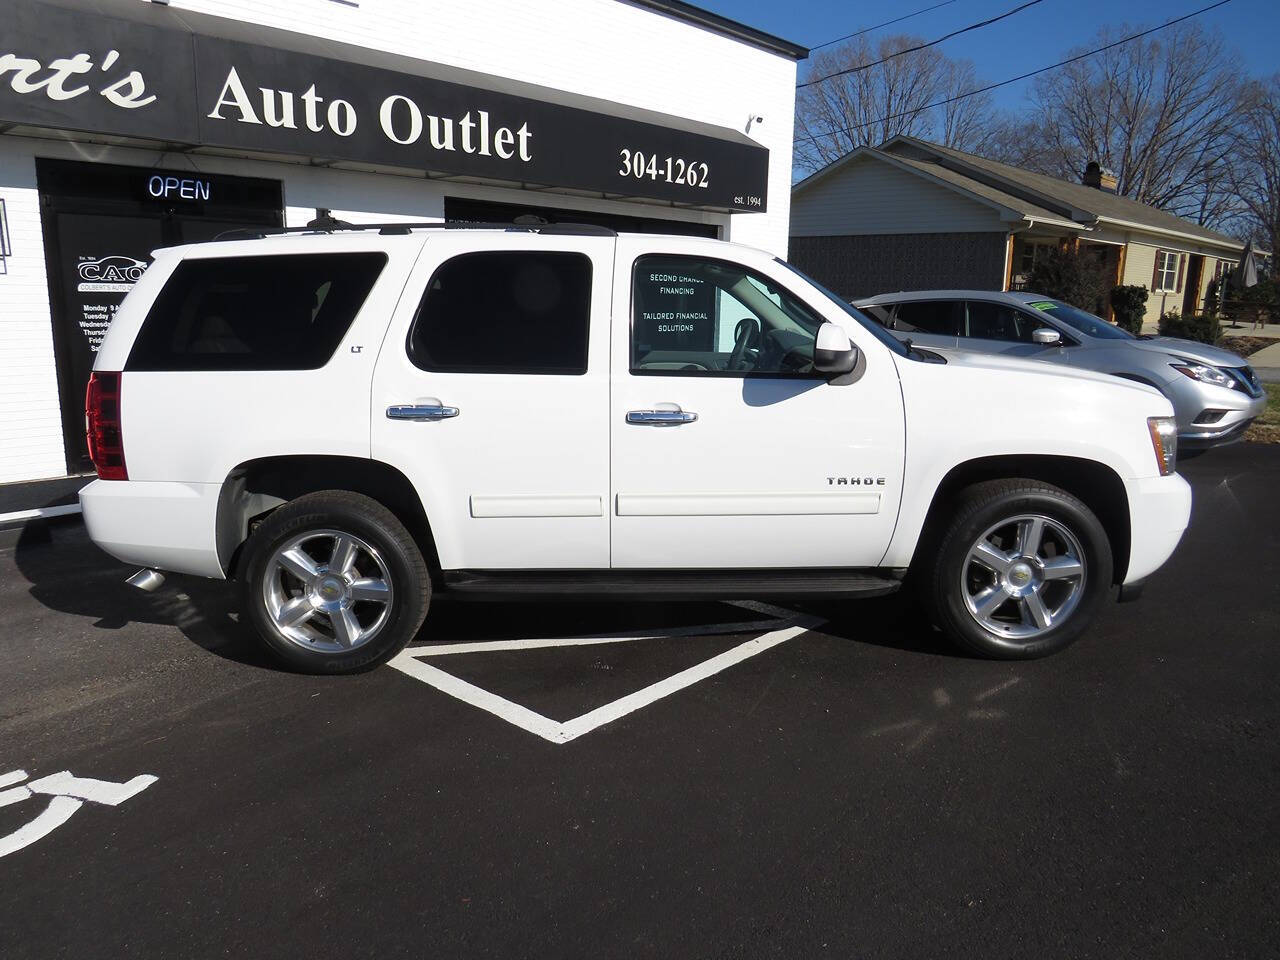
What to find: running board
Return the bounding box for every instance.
[441,568,904,602]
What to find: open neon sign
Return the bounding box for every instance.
[147,175,211,201]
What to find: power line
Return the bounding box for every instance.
[810,1,959,52]
[798,0,1234,144]
[798,0,1045,89]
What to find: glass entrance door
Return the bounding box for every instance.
[36,160,283,472]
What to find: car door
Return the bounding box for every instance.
[887,299,960,350]
[371,232,613,570]
[961,300,1064,359]
[609,237,905,570]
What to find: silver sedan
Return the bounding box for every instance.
[854,290,1267,451]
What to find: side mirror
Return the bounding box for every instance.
[1032,327,1062,345]
[814,322,860,375]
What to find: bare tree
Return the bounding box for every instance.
[794,35,993,175]
[1230,75,1280,253]
[1003,22,1247,228]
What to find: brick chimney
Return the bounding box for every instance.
[1082,160,1118,192]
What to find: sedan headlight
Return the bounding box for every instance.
[1171,361,1235,389]
[1147,417,1178,476]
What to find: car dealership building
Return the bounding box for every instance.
[0,0,804,503]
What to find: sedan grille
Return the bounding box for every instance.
[1227,366,1264,398]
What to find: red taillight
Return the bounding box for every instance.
[85,371,127,480]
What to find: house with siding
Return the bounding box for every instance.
[789,136,1246,325]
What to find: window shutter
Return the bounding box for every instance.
[1176,254,1186,293]
[1152,250,1162,290]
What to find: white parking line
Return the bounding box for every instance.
[411,617,797,657]
[389,607,824,744]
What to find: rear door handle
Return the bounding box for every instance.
[387,403,459,421]
[626,409,698,426]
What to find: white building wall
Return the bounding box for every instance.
[790,155,1007,237]
[0,143,65,484]
[165,0,798,253]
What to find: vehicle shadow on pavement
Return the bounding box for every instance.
[801,593,961,658]
[11,519,962,672]
[10,519,275,669]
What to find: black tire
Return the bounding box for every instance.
[922,479,1113,660]
[240,490,430,674]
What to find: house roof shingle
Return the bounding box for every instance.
[883,136,1243,251]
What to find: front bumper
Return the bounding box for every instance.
[1122,473,1192,585]
[80,479,225,579]
[1168,379,1266,448]
[1179,418,1256,449]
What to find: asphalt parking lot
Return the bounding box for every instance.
[2,445,1278,959]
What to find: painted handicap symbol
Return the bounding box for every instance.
[0,768,157,858]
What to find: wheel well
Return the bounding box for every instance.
[1110,372,1159,388]
[216,455,440,581]
[918,455,1131,584]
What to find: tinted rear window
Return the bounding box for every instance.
[127,253,386,371]
[408,251,591,375]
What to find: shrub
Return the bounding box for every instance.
[1109,284,1149,334]
[1026,246,1109,312]
[1157,310,1223,345]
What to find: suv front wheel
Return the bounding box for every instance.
[240,491,431,673]
[923,479,1113,659]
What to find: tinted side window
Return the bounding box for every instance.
[632,255,824,376]
[893,300,959,335]
[128,253,386,371]
[409,251,591,375]
[965,301,1037,342]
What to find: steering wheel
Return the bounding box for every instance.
[728,317,760,371]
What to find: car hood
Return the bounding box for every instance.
[1126,335,1249,367]
[919,345,1163,394]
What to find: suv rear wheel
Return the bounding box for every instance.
[240,491,430,673]
[923,479,1113,659]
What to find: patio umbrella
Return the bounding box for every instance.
[1233,241,1258,289]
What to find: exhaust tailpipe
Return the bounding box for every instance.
[126,568,166,592]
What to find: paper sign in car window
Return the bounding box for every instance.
[1027,301,1056,311]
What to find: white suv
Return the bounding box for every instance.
[81,224,1191,672]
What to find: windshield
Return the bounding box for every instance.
[1024,298,1134,341]
[773,258,911,358]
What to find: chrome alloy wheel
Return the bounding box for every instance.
[961,513,1086,642]
[262,529,394,653]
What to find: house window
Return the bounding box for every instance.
[1154,250,1184,292]
[1019,242,1054,276]
[1214,259,1236,282]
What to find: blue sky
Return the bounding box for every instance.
[699,0,1280,111]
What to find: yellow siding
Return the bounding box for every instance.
[1121,242,1157,287]
[1121,243,1164,324]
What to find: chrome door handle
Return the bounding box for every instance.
[386,403,459,421]
[626,409,698,426]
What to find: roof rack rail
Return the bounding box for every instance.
[212,221,619,242]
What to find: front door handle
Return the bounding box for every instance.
[387,402,459,421]
[626,409,698,426]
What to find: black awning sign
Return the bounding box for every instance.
[2,0,770,212]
